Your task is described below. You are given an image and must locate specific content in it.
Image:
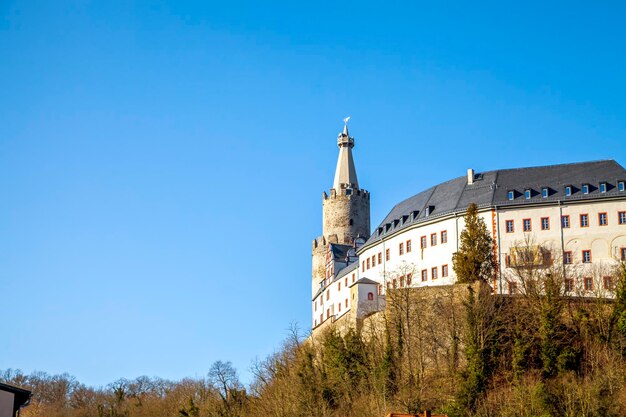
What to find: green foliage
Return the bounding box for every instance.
[452,203,495,284]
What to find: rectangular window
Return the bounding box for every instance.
[541,217,550,230]
[600,182,607,193]
[432,267,438,279]
[345,298,348,308]
[345,277,348,287]
[338,282,341,291]
[619,211,626,225]
[523,218,532,232]
[372,255,376,267]
[506,220,514,233]
[599,212,608,226]
[582,250,591,263]
[352,273,355,283]
[621,247,626,261]
[421,236,427,249]
[441,230,448,243]
[561,215,570,228]
[386,249,390,261]
[406,240,412,253]
[431,233,437,246]
[362,261,365,272]
[406,273,412,286]
[392,278,397,289]
[580,214,589,227]
[542,187,548,198]
[338,303,341,312]
[603,276,613,290]
[508,282,518,295]
[378,252,382,264]
[564,278,574,292]
[565,186,572,196]
[619,181,625,192]
[421,269,428,281]
[525,189,531,199]
[326,291,329,300]
[584,277,593,291]
[442,264,449,277]
[399,242,404,255]
[400,276,405,287]
[508,190,514,200]
[563,251,572,264]
[366,258,370,269]
[582,184,589,194]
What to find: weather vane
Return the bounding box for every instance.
[343,116,351,126]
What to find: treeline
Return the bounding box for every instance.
[4,271,626,417]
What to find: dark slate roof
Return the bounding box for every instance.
[336,261,358,279]
[365,160,626,247]
[329,243,353,262]
[349,277,378,287]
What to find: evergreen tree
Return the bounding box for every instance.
[452,203,495,284]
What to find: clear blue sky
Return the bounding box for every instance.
[1,1,625,387]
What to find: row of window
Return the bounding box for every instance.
[505,211,626,233]
[387,265,450,289]
[507,276,615,295]
[507,181,625,201]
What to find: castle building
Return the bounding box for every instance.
[311,123,626,331]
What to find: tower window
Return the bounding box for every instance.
[349,219,354,226]
[367,292,374,301]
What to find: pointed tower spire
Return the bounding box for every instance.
[332,117,359,190]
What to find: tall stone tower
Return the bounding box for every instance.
[312,120,370,296]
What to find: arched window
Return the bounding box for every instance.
[367,292,374,301]
[349,218,354,226]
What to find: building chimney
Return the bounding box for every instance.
[467,168,474,185]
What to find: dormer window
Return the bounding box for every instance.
[411,210,419,220]
[600,182,607,193]
[524,189,531,199]
[425,206,433,216]
[565,186,572,196]
[582,184,589,194]
[619,181,625,192]
[507,191,514,201]
[541,187,548,198]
